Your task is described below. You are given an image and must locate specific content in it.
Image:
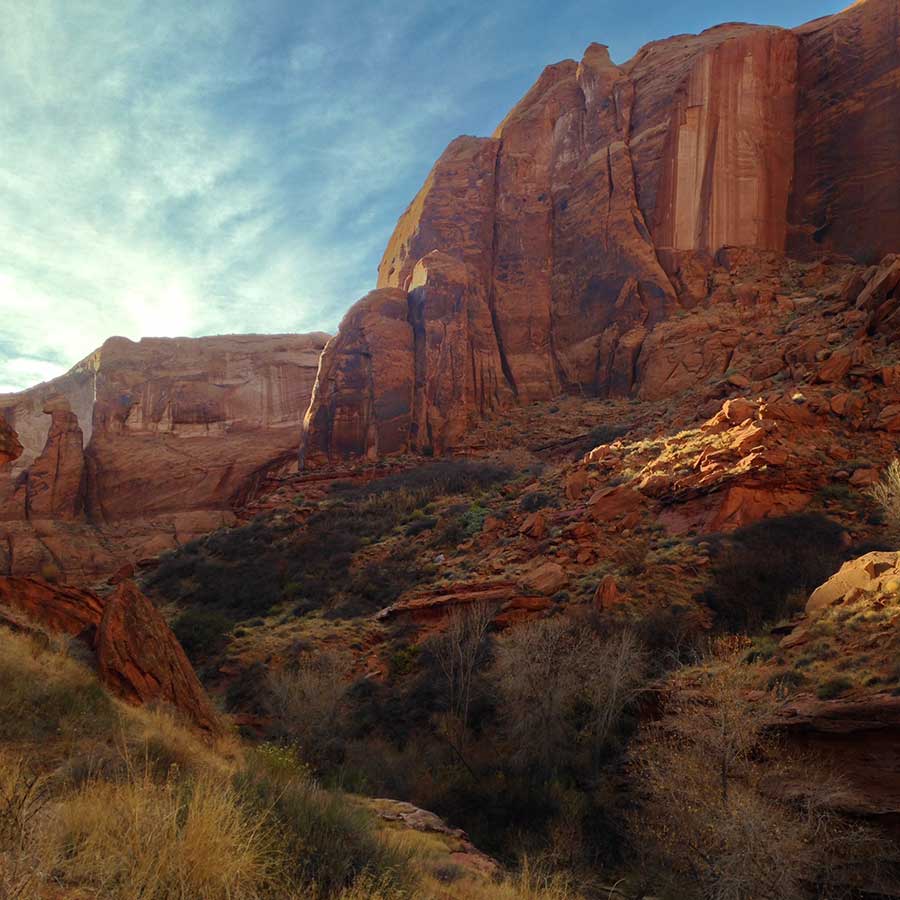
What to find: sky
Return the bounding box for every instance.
[0,0,849,393]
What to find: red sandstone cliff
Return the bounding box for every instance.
[0,333,328,579]
[303,1,900,462]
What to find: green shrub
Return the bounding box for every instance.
[817,676,854,700]
[520,492,553,513]
[405,516,437,537]
[766,669,807,692]
[172,609,232,659]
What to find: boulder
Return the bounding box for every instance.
[520,560,567,595]
[519,511,548,540]
[806,551,900,615]
[96,581,220,734]
[0,576,104,637]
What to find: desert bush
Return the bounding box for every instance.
[817,676,854,700]
[172,607,232,659]
[867,458,900,539]
[337,460,511,501]
[267,652,350,770]
[630,602,707,669]
[520,492,553,513]
[405,516,437,536]
[703,513,847,631]
[432,602,496,764]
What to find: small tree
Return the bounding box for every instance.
[432,601,495,768]
[493,619,647,777]
[867,457,900,539]
[267,651,349,770]
[632,646,896,899]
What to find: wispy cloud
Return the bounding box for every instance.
[0,0,847,393]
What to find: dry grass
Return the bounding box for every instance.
[46,765,275,900]
[867,457,900,538]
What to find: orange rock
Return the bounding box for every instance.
[790,2,900,262]
[519,511,547,540]
[0,576,103,637]
[593,575,623,611]
[0,575,219,733]
[0,419,21,467]
[564,469,590,501]
[710,485,812,531]
[849,468,879,487]
[520,560,567,595]
[816,351,853,384]
[877,404,900,432]
[829,393,864,419]
[588,485,646,523]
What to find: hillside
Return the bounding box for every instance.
[2,1,900,897]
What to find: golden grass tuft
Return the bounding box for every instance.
[46,765,275,900]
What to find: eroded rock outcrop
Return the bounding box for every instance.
[96,581,220,734]
[304,1,899,461]
[0,575,218,732]
[789,0,900,262]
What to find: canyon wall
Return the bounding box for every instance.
[0,333,327,578]
[305,2,900,462]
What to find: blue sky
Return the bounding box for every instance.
[0,0,847,392]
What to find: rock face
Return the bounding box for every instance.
[0,576,104,637]
[0,575,218,732]
[303,2,900,461]
[17,399,86,520]
[0,333,328,579]
[789,0,900,262]
[0,419,22,467]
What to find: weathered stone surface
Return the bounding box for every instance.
[788,0,900,262]
[96,581,220,733]
[520,559,567,595]
[0,576,104,637]
[806,551,900,616]
[646,28,798,253]
[302,289,413,462]
[18,399,85,520]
